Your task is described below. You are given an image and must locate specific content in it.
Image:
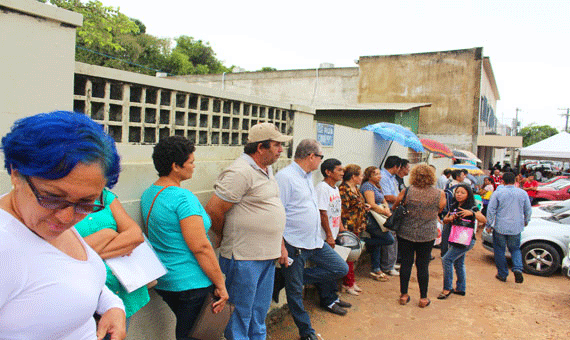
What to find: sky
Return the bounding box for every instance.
[102,0,570,131]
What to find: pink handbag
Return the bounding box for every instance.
[448,218,475,248]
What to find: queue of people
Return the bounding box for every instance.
[1,111,535,340]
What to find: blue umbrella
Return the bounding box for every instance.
[362,122,424,152]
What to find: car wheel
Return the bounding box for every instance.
[521,242,560,276]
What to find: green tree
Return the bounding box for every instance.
[259,67,277,72]
[40,0,231,76]
[519,124,558,147]
[168,36,230,75]
[47,0,139,51]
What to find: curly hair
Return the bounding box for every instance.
[362,166,378,182]
[342,164,361,182]
[409,164,436,188]
[152,136,195,177]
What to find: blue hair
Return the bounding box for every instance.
[1,111,121,188]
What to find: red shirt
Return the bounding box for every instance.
[491,174,502,189]
[523,180,539,197]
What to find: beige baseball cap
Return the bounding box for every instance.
[247,122,293,143]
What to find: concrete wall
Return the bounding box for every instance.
[171,67,360,108]
[0,0,82,137]
[358,48,484,150]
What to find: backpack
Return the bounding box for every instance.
[442,183,458,216]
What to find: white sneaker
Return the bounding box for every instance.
[384,269,400,276]
[394,264,401,270]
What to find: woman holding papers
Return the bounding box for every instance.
[141,136,228,340]
[75,188,150,331]
[0,111,126,340]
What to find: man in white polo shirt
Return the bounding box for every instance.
[205,122,292,340]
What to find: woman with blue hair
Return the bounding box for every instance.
[0,111,126,340]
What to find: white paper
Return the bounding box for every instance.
[334,245,351,261]
[105,240,167,293]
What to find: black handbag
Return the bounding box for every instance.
[383,188,409,232]
[365,213,395,246]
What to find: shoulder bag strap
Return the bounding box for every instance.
[401,187,409,206]
[145,186,170,228]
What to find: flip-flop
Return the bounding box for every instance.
[418,298,431,308]
[453,290,466,296]
[437,290,454,300]
[399,295,411,305]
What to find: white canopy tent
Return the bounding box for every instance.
[519,131,570,161]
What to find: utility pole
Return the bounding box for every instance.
[513,107,522,136]
[559,108,570,132]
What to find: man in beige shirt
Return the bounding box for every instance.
[205,122,291,340]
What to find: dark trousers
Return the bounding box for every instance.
[398,237,434,299]
[156,285,212,340]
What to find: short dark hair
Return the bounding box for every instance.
[399,158,410,168]
[443,169,452,176]
[503,172,515,184]
[461,169,468,175]
[1,111,120,188]
[244,140,271,155]
[321,158,342,178]
[451,170,462,180]
[384,156,401,170]
[152,136,195,177]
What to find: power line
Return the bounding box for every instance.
[76,45,170,75]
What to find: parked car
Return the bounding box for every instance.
[532,199,570,218]
[562,245,570,279]
[537,176,569,186]
[534,180,570,202]
[482,211,570,276]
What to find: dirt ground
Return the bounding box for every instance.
[267,230,570,340]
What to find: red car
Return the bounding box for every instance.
[535,179,570,202]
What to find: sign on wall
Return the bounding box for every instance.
[317,122,334,147]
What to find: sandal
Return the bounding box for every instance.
[418,298,431,308]
[437,290,454,300]
[453,290,466,296]
[370,271,389,282]
[399,294,411,305]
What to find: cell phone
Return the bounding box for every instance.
[287,257,294,266]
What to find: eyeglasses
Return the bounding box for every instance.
[313,153,324,159]
[24,176,105,215]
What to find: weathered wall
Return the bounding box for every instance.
[358,48,483,149]
[172,67,360,108]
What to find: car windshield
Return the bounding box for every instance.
[541,200,570,213]
[545,211,570,224]
[542,179,570,190]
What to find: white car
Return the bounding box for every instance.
[532,199,570,218]
[562,245,570,279]
[482,211,570,276]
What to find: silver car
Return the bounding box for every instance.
[562,246,570,279]
[482,211,570,276]
[532,199,570,218]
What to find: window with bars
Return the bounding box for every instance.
[73,74,294,145]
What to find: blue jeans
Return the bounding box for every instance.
[380,233,398,271]
[442,239,476,292]
[219,257,275,340]
[282,241,348,337]
[155,286,212,340]
[492,231,523,278]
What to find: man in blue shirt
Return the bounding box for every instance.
[379,155,401,276]
[276,139,349,340]
[486,172,532,283]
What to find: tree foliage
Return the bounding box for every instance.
[41,0,234,76]
[519,124,558,147]
[259,67,277,72]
